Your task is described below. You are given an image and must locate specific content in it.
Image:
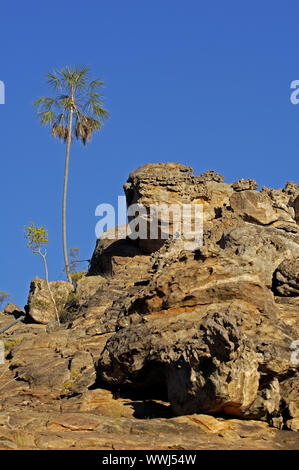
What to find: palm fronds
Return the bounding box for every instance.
[34,66,108,145]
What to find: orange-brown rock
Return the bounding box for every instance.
[0,162,298,450]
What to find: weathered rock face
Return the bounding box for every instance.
[274,259,299,296]
[230,191,280,225]
[27,277,74,324]
[232,178,258,191]
[94,163,299,430]
[99,301,297,418]
[0,162,299,450]
[3,303,24,319]
[88,225,148,276]
[122,163,234,252]
[293,195,299,223]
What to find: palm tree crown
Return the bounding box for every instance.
[34,66,109,146]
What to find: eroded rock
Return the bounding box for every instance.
[3,303,25,319]
[1,162,299,451]
[274,259,299,296]
[98,304,297,420]
[27,277,74,324]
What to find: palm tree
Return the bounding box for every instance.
[34,66,109,283]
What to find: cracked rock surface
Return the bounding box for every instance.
[0,163,298,449]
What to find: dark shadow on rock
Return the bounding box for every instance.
[88,237,149,276]
[124,400,173,419]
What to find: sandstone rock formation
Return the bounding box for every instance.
[0,162,298,450]
[3,303,25,319]
[27,277,74,324]
[97,163,299,427]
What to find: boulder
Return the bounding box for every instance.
[280,373,299,431]
[198,170,224,183]
[88,225,146,276]
[232,178,258,191]
[124,163,233,252]
[27,277,74,324]
[3,303,25,319]
[273,259,299,296]
[230,190,279,225]
[98,305,297,418]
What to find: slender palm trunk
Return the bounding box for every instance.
[63,107,74,284]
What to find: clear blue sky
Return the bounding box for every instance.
[0,0,299,308]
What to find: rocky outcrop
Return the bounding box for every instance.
[274,259,299,296]
[123,163,234,252]
[95,163,299,430]
[232,178,258,191]
[27,277,74,324]
[0,162,298,450]
[229,191,281,224]
[98,292,297,420]
[3,303,25,319]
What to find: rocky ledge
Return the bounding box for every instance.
[0,163,298,450]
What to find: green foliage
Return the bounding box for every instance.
[71,271,86,285]
[0,291,11,309]
[59,290,83,324]
[67,247,87,286]
[24,222,48,253]
[30,298,52,309]
[34,66,109,146]
[60,368,90,396]
[2,338,22,351]
[24,222,60,325]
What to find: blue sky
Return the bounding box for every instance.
[0,0,299,308]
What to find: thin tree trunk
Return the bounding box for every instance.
[63,107,74,284]
[41,251,60,325]
[0,315,25,334]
